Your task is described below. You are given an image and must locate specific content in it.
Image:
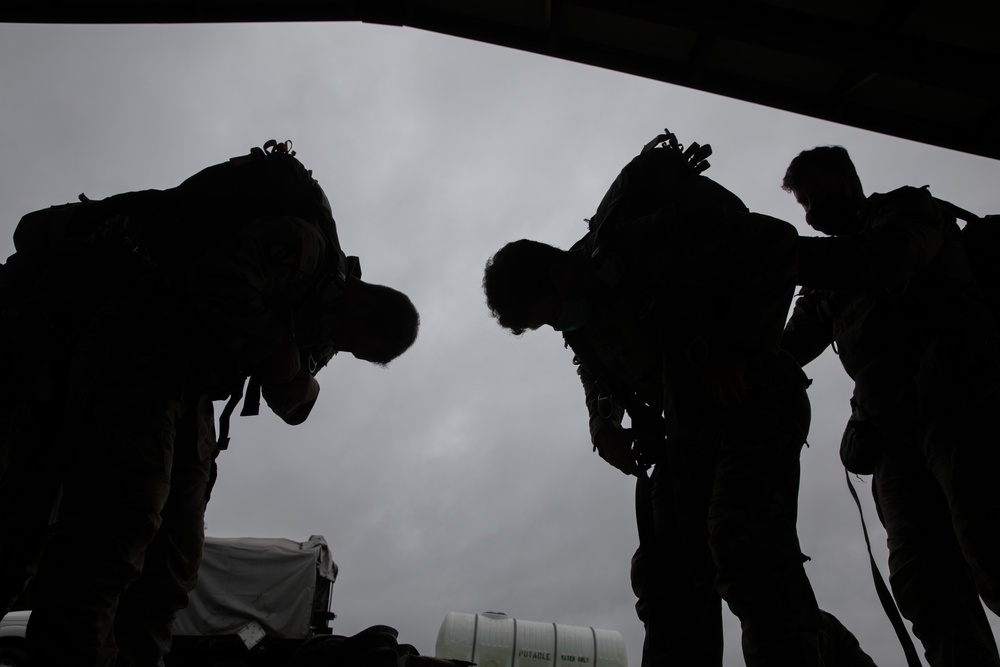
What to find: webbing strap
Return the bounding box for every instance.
[216,378,247,451]
[844,467,923,667]
[216,375,263,451]
[217,395,240,451]
[635,469,655,554]
[240,376,261,417]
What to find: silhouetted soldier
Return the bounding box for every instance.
[781,145,1000,667]
[483,135,875,667]
[0,142,419,667]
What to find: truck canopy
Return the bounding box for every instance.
[171,535,337,640]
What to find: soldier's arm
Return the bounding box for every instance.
[616,207,800,407]
[781,289,834,367]
[574,356,643,475]
[620,207,798,356]
[715,212,799,355]
[798,186,946,291]
[576,357,625,442]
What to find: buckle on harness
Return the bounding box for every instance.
[597,394,615,420]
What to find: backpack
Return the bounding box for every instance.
[12,140,358,352]
[14,140,356,296]
[933,197,1000,323]
[574,129,748,260]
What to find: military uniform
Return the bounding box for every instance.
[783,186,1000,667]
[6,149,341,666]
[567,203,850,667]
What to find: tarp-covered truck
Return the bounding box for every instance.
[0,535,337,667]
[165,534,338,667]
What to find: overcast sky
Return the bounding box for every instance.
[2,18,999,667]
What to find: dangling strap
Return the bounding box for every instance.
[216,382,244,451]
[635,469,655,554]
[844,468,922,667]
[241,376,261,417]
[216,376,262,451]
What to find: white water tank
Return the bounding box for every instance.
[434,612,628,667]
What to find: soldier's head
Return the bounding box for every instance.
[327,277,420,366]
[782,145,865,236]
[483,239,591,335]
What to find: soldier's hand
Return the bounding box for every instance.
[594,427,642,476]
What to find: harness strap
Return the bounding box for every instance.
[216,374,263,451]
[240,376,261,417]
[216,378,246,451]
[844,468,922,667]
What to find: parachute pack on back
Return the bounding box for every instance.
[933,197,1000,323]
[574,130,749,262]
[13,140,357,298]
